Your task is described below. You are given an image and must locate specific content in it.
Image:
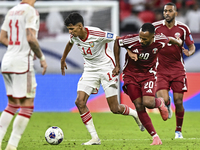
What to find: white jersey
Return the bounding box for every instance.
[70,26,117,71]
[1,2,40,73]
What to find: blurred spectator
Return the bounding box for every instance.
[120,0,132,21]
[138,4,156,23]
[120,13,143,33]
[129,0,146,13]
[46,8,64,34]
[176,9,186,24]
[185,3,200,33]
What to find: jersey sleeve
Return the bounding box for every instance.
[25,6,39,31]
[117,34,136,49]
[184,27,194,46]
[103,31,117,42]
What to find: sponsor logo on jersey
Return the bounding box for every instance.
[107,33,113,38]
[175,32,181,38]
[146,89,152,93]
[152,48,158,54]
[128,43,137,49]
[132,49,139,53]
[89,41,94,47]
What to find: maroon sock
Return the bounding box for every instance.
[175,109,184,132]
[137,110,156,136]
[154,98,161,108]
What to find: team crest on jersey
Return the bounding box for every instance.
[152,48,158,54]
[175,32,181,38]
[89,42,94,47]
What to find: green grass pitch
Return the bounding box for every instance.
[1,112,200,150]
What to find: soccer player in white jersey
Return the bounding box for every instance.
[60,12,145,145]
[0,0,47,150]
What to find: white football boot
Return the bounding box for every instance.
[175,131,183,139]
[133,116,145,132]
[82,137,101,145]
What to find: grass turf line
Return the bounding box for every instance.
[1,112,200,150]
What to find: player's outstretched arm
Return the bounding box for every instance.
[127,49,138,61]
[26,28,47,75]
[0,30,8,46]
[182,44,196,57]
[61,41,73,76]
[168,36,183,46]
[113,40,120,76]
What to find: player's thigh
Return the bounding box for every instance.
[141,77,156,98]
[15,71,37,98]
[171,75,187,93]
[156,89,169,101]
[156,74,170,92]
[105,86,118,108]
[78,71,100,95]
[100,68,118,92]
[126,84,142,102]
[3,71,37,98]
[2,73,13,96]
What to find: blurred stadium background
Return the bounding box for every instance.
[0,0,200,112]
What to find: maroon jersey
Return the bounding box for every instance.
[117,33,169,77]
[153,20,194,75]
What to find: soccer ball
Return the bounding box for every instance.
[45,126,64,145]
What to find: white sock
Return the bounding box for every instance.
[152,133,159,138]
[81,111,99,139]
[8,115,29,147]
[122,104,138,118]
[0,112,15,143]
[128,108,138,118]
[85,118,99,139]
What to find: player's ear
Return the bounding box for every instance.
[78,23,83,28]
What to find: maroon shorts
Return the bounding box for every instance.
[122,74,156,101]
[156,73,188,93]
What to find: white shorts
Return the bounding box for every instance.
[77,67,118,97]
[2,71,37,98]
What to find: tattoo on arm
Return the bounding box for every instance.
[26,28,43,58]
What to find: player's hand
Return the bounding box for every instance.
[175,36,183,46]
[61,58,67,75]
[40,60,47,75]
[182,47,190,57]
[112,66,120,76]
[127,49,138,61]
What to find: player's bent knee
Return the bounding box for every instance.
[75,98,86,108]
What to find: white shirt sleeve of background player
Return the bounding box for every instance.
[25,6,38,31]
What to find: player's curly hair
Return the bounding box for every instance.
[64,12,84,26]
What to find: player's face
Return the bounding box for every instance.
[163,5,176,23]
[67,24,81,37]
[139,30,154,47]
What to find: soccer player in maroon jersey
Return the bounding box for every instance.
[153,2,196,139]
[113,23,182,145]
